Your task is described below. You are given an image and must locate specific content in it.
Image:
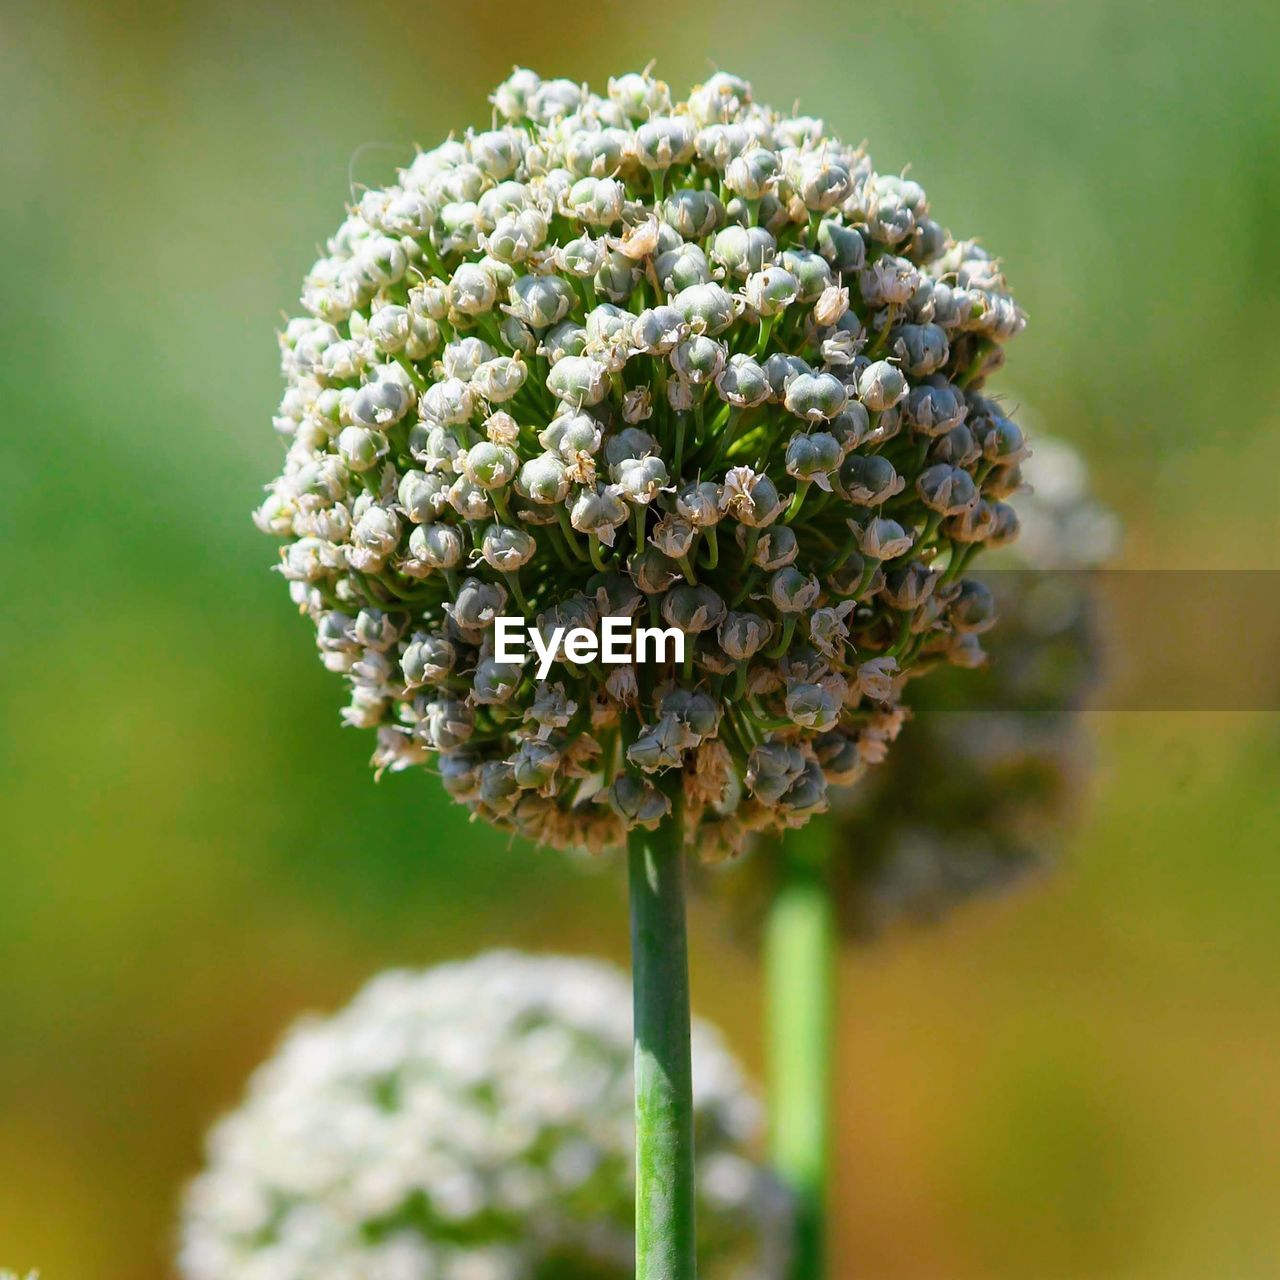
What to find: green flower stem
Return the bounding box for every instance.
[765,614,798,659]
[702,526,720,570]
[628,796,697,1280]
[545,522,579,570]
[765,823,835,1280]
[502,570,530,615]
[589,533,611,572]
[957,338,995,388]
[729,567,761,608]
[556,507,590,561]
[821,529,859,576]
[393,353,428,391]
[940,540,977,586]
[918,510,943,550]
[755,314,778,357]
[706,407,751,470]
[490,489,514,524]
[886,609,914,657]
[784,481,810,524]
[634,503,649,556]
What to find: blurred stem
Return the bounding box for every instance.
[628,792,697,1280]
[765,822,835,1280]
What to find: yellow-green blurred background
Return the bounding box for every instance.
[2,1,1278,1276]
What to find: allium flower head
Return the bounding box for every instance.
[710,436,1116,936]
[179,952,788,1280]
[258,67,1027,857]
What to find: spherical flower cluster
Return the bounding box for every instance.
[179,952,788,1280]
[711,437,1116,936]
[256,67,1027,857]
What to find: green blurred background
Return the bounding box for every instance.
[2,1,1278,1276]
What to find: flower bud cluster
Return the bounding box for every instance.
[179,952,789,1280]
[257,68,1027,857]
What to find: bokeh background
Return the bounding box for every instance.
[2,1,1278,1276]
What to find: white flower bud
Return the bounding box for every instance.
[447,476,493,520]
[672,283,736,335]
[570,485,629,544]
[348,505,401,571]
[721,467,783,527]
[507,274,576,328]
[725,146,779,200]
[491,66,541,119]
[765,566,821,613]
[608,70,672,119]
[651,514,697,558]
[336,425,387,473]
[470,355,527,403]
[783,373,848,423]
[859,255,920,307]
[655,243,712,293]
[556,233,606,279]
[744,268,798,317]
[563,176,625,226]
[633,117,696,171]
[812,285,849,328]
[622,386,653,423]
[662,584,726,633]
[547,355,609,406]
[421,377,477,426]
[512,452,569,505]
[632,305,688,355]
[449,262,498,315]
[612,455,669,505]
[484,411,521,445]
[479,523,537,571]
[715,353,770,408]
[890,323,950,376]
[856,655,899,702]
[676,481,722,528]
[856,360,907,412]
[407,522,464,570]
[917,463,979,516]
[857,516,913,561]
[672,334,726,384]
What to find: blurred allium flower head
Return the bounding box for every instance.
[715,436,1117,936]
[179,951,788,1280]
[257,67,1027,858]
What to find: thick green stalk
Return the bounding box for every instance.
[628,800,697,1280]
[765,825,835,1280]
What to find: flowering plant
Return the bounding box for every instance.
[258,68,1026,860]
[255,67,1027,1279]
[180,952,788,1280]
